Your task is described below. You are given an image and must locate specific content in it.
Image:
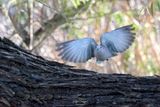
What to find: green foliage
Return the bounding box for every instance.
[112,12,125,25]
[0,0,3,6]
[17,10,28,25]
[71,0,88,8]
[154,0,160,11]
[144,57,160,75]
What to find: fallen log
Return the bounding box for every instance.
[0,38,160,107]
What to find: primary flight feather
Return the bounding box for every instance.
[56,25,135,63]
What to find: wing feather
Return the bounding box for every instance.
[56,37,97,63]
[100,25,135,54]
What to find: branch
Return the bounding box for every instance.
[32,0,91,50]
[8,4,30,46]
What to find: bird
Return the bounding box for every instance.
[56,25,135,63]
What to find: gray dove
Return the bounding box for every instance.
[56,25,135,63]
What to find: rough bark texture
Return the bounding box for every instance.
[0,38,160,107]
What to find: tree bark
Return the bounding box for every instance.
[0,38,160,107]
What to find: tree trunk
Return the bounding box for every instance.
[0,38,160,107]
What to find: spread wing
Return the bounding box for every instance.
[56,37,97,63]
[100,25,135,55]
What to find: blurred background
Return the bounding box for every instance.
[0,0,160,76]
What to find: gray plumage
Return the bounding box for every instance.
[56,25,135,63]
